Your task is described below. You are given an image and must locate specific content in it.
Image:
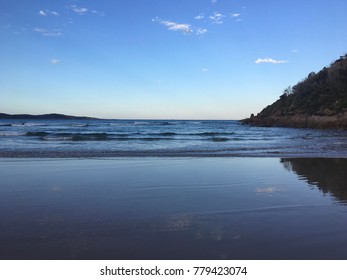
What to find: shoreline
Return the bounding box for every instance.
[1,153,347,159]
[241,112,347,130]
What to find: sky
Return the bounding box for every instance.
[1,0,347,120]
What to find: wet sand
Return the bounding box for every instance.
[1,157,347,259]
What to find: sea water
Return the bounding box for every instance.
[1,119,347,157]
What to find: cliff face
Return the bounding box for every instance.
[242,55,347,129]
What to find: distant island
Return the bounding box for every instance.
[242,54,347,129]
[0,113,98,120]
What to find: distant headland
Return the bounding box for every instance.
[0,113,98,120]
[242,54,347,129]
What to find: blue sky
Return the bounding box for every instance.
[1,0,346,119]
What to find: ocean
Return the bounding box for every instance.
[1,119,347,157]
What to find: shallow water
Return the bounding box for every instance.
[1,119,347,157]
[1,157,347,259]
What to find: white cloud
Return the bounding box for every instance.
[201,68,208,72]
[153,17,193,34]
[168,23,192,33]
[153,17,208,36]
[39,10,59,17]
[34,28,62,37]
[70,5,88,15]
[209,12,225,24]
[231,13,242,22]
[255,57,289,64]
[196,28,207,35]
[211,0,218,4]
[38,10,47,16]
[291,49,300,53]
[69,5,104,16]
[34,28,45,33]
[91,10,105,16]
[194,14,204,20]
[51,59,61,64]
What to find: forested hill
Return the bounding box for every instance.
[242,54,347,129]
[0,113,98,120]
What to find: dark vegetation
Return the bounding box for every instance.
[0,113,97,120]
[242,54,347,129]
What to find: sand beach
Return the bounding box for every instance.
[1,157,347,260]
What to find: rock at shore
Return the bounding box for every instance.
[242,54,347,129]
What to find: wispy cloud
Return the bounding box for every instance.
[211,0,218,4]
[291,49,300,53]
[70,5,88,15]
[165,22,192,33]
[209,12,225,24]
[194,14,204,20]
[153,17,193,34]
[38,10,47,16]
[153,17,208,36]
[231,13,242,22]
[34,28,62,37]
[201,68,208,72]
[255,57,289,64]
[200,11,243,25]
[91,10,105,17]
[38,10,59,17]
[51,59,61,64]
[69,5,104,16]
[196,28,207,35]
[34,28,45,33]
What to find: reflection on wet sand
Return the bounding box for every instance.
[281,158,347,202]
[2,158,347,260]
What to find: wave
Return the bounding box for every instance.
[147,132,236,137]
[131,121,176,126]
[210,137,229,142]
[26,131,109,141]
[149,132,177,136]
[191,132,235,136]
[26,131,50,137]
[141,137,173,141]
[0,131,25,136]
[25,131,176,142]
[0,124,12,127]
[12,123,47,127]
[71,123,90,127]
[154,121,175,126]
[23,130,243,142]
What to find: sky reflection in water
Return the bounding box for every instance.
[0,158,346,259]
